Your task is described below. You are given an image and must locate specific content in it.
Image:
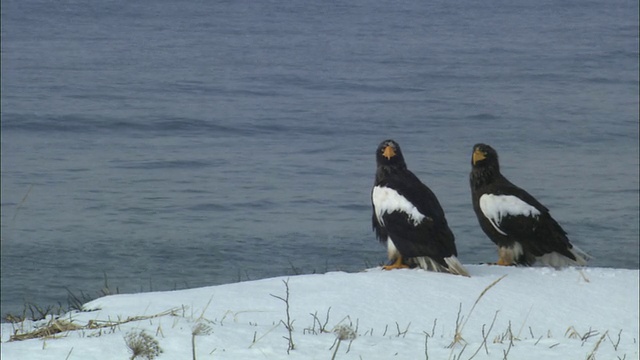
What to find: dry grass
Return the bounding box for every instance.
[4,272,118,324]
[270,278,295,353]
[9,319,82,341]
[8,308,180,342]
[448,274,508,348]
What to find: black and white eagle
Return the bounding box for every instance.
[469,143,588,267]
[371,139,468,276]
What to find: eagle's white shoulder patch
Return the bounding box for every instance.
[372,186,426,226]
[479,194,540,235]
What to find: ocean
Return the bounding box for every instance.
[1,0,638,318]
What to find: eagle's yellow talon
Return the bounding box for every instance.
[496,258,512,266]
[382,257,409,270]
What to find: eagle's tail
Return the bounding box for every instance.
[444,256,471,277]
[412,256,470,277]
[537,245,590,268]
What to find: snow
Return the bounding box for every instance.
[1,265,638,360]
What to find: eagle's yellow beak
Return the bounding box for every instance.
[472,148,486,165]
[382,145,396,160]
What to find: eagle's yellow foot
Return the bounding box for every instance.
[494,257,515,266]
[382,257,409,270]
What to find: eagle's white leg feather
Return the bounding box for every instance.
[497,242,524,265]
[386,237,400,261]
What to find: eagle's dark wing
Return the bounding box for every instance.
[373,169,457,261]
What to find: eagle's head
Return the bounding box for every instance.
[376,139,407,169]
[471,143,499,170]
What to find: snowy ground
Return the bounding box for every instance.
[1,265,638,360]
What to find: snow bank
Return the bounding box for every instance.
[1,265,638,359]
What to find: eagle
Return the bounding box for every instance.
[371,139,469,276]
[469,143,588,267]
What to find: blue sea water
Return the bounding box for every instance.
[1,0,638,318]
